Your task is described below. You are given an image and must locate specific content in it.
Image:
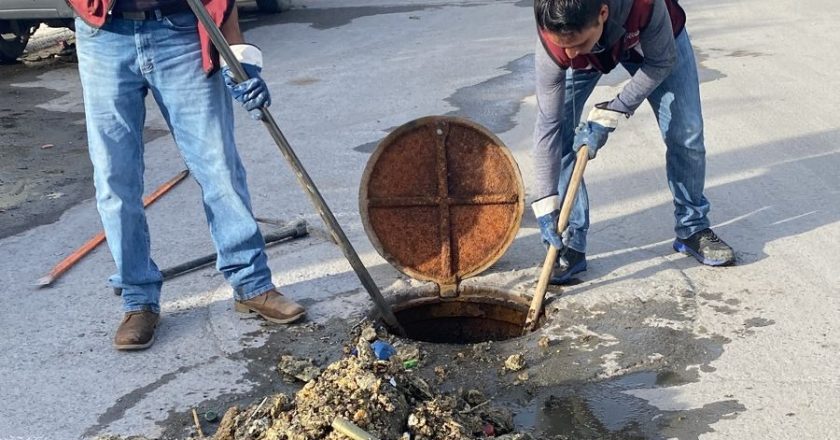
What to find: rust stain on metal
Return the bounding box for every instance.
[434,120,454,284]
[360,116,524,287]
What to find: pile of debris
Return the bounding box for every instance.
[212,323,531,440]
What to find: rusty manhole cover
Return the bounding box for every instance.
[360,116,524,290]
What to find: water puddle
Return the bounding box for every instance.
[515,371,744,439]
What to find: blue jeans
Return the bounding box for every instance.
[74,13,275,313]
[535,31,710,252]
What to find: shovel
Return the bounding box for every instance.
[523,146,589,333]
[185,0,404,335]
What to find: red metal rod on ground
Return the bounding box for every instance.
[36,169,190,287]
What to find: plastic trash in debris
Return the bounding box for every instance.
[483,422,496,436]
[371,339,396,360]
[204,411,218,422]
[403,359,418,369]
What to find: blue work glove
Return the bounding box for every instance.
[532,195,564,249]
[572,101,630,160]
[221,44,271,121]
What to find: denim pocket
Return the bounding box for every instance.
[162,12,198,31]
[74,17,100,37]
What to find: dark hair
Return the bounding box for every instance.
[534,0,605,34]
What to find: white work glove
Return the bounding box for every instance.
[221,44,271,121]
[532,196,564,250]
[572,100,631,159]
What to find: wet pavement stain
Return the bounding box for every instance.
[700,291,744,315]
[508,293,743,439]
[352,54,535,154]
[353,124,400,153]
[601,44,735,87]
[0,65,93,238]
[515,373,745,439]
[725,49,766,58]
[443,54,535,135]
[241,4,462,31]
[531,296,728,381]
[393,288,740,438]
[709,304,739,315]
[689,47,767,87]
[743,317,774,328]
[352,139,380,154]
[692,46,727,83]
[699,292,724,301]
[83,357,219,438]
[0,61,175,239]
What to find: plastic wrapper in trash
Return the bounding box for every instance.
[371,340,396,360]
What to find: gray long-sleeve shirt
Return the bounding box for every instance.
[532,0,685,200]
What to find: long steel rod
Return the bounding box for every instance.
[185,0,404,334]
[114,221,308,296]
[161,220,308,280]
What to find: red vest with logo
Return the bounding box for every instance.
[538,0,686,73]
[66,0,233,74]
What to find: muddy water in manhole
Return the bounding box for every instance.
[387,288,535,344]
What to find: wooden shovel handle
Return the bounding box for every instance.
[523,147,589,332]
[37,170,190,287]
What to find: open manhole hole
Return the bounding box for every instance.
[390,288,534,344]
[360,116,534,344]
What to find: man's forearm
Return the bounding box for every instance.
[220,5,245,45]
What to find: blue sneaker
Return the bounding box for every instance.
[549,248,587,285]
[673,228,735,266]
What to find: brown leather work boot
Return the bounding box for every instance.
[234,289,305,324]
[114,311,160,351]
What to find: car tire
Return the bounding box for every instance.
[0,20,32,63]
[255,0,285,13]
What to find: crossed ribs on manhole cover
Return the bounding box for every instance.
[360,116,525,289]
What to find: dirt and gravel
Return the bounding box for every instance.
[98,321,533,440]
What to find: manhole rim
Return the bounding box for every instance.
[379,285,542,343]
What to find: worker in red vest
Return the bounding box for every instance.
[530,0,736,284]
[66,0,305,350]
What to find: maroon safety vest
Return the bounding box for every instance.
[66,0,234,74]
[538,0,686,73]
